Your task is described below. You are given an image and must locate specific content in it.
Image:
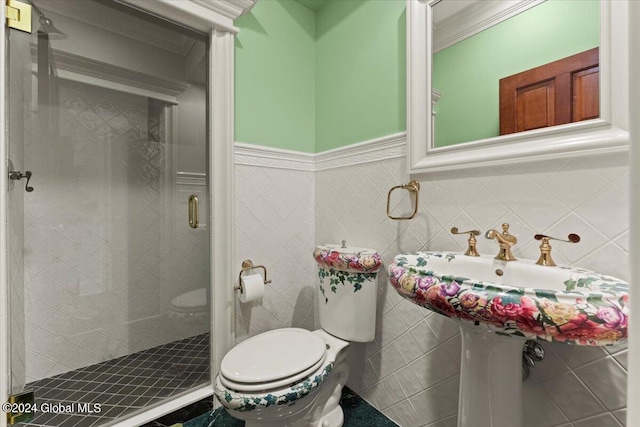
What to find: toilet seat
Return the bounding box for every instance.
[220,353,326,392]
[220,328,327,385]
[170,288,207,313]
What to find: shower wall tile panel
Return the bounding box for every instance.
[233,165,316,343]
[312,147,628,426]
[23,81,209,382]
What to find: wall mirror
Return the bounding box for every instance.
[406,0,630,174]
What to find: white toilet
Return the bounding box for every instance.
[214,244,381,427]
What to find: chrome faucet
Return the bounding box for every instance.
[485,223,518,261]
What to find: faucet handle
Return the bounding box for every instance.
[450,227,480,257]
[534,233,581,243]
[534,233,580,266]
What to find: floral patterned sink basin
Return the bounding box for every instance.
[389,252,629,345]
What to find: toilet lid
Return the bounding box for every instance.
[220,328,326,383]
[170,288,207,309]
[219,353,326,392]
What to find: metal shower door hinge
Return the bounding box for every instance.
[5,390,35,425]
[6,0,32,33]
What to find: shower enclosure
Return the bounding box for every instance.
[2,0,238,425]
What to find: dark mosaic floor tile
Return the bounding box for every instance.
[37,414,69,426]
[79,382,101,392]
[58,414,88,426]
[91,383,112,394]
[102,406,128,418]
[74,415,103,427]
[131,396,152,408]
[19,333,210,427]
[82,392,104,403]
[101,395,125,405]
[116,395,141,407]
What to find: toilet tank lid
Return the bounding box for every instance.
[313,244,381,273]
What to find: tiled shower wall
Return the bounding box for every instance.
[233,140,628,427]
[23,81,209,382]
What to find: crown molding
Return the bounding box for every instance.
[234,132,407,172]
[434,0,544,53]
[32,46,190,102]
[192,0,259,19]
[32,0,256,57]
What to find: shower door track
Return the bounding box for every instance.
[0,1,245,426]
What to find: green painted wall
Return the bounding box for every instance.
[234,0,596,153]
[235,0,405,153]
[315,0,406,152]
[432,1,600,147]
[235,0,316,153]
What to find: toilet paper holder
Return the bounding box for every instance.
[234,259,272,293]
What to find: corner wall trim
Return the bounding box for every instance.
[234,132,407,172]
[234,143,315,171]
[314,132,406,171]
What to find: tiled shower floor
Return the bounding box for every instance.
[19,333,209,427]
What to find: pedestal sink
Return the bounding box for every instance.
[389,252,629,427]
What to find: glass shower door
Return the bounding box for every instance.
[5,1,211,425]
[6,4,31,401]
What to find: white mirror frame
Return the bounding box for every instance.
[407,0,630,174]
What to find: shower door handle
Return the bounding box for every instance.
[188,195,199,229]
[9,170,34,192]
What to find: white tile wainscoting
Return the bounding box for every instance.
[235,134,629,427]
[234,148,316,343]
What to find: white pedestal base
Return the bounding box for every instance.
[458,323,526,427]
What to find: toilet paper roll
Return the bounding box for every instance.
[239,274,265,303]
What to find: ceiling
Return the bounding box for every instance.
[294,0,328,12]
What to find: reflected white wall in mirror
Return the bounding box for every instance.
[407,0,629,174]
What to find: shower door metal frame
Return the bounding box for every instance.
[1,4,10,427]
[0,1,255,425]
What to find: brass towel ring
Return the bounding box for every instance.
[386,180,420,220]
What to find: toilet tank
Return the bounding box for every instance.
[313,244,381,342]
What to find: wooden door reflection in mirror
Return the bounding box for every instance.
[500,47,599,135]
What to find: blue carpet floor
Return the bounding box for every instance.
[146,387,398,427]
